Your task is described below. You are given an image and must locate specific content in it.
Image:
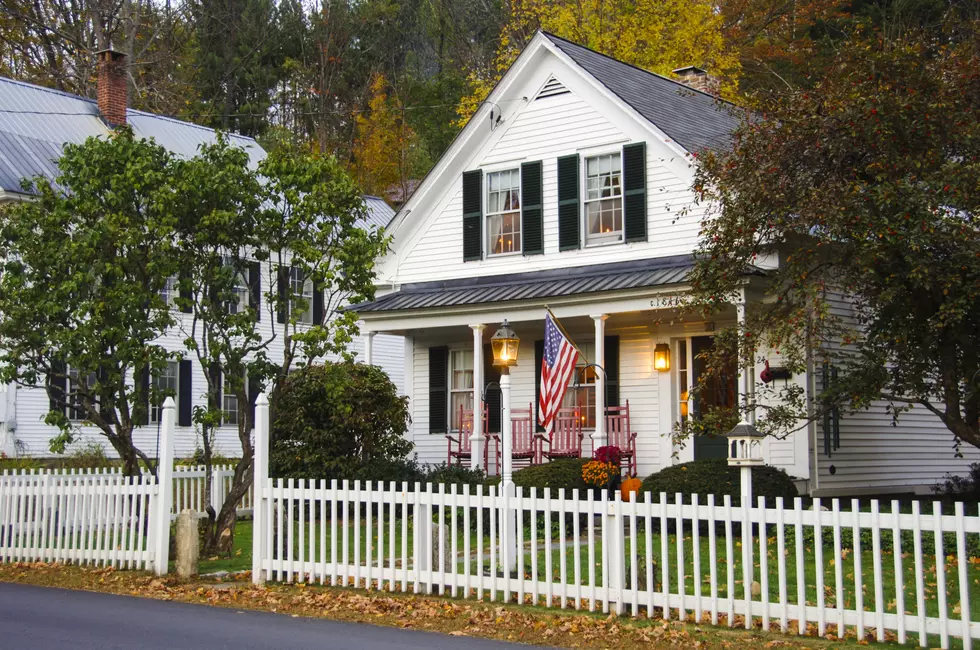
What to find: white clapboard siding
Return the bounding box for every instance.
[253,476,980,648]
[389,89,706,286]
[4,255,405,460]
[816,292,980,493]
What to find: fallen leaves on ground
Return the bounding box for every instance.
[0,563,869,649]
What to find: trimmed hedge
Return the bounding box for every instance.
[512,458,592,495]
[640,458,798,506]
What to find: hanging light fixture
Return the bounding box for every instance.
[490,319,520,368]
[654,342,671,372]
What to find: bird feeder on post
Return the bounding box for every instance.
[727,421,765,504]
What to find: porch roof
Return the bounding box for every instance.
[354,256,701,313]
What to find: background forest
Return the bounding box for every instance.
[1,0,976,204]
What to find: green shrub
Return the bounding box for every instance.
[423,463,486,489]
[640,458,798,506]
[512,458,592,495]
[270,362,411,481]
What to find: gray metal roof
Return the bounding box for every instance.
[0,76,263,194]
[361,196,395,230]
[543,32,743,153]
[0,76,393,229]
[354,257,697,313]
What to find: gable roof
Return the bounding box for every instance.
[0,76,394,227]
[541,32,742,154]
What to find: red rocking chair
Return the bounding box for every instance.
[447,404,491,469]
[495,403,540,469]
[605,400,638,475]
[541,405,584,460]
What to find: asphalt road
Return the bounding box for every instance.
[0,582,546,650]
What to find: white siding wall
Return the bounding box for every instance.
[380,59,705,286]
[814,292,979,494]
[3,261,404,459]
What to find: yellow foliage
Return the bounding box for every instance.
[352,74,426,197]
[457,0,741,125]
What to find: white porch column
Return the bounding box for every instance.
[591,314,608,449]
[364,331,376,366]
[736,295,755,424]
[469,324,486,471]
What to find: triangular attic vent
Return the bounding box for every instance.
[535,76,570,100]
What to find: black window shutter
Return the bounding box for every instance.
[137,367,150,426]
[604,335,620,408]
[178,270,193,314]
[210,363,222,426]
[248,374,261,427]
[520,161,543,255]
[483,344,502,434]
[428,346,449,433]
[97,365,115,425]
[48,359,67,415]
[276,267,289,324]
[248,261,261,321]
[557,154,580,250]
[623,142,647,242]
[312,281,324,325]
[178,360,192,427]
[534,339,544,432]
[462,170,483,261]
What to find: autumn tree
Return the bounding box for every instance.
[458,0,741,123]
[351,74,429,200]
[684,28,980,450]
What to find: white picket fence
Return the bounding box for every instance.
[0,469,159,569]
[0,397,179,573]
[172,465,254,518]
[248,399,980,649]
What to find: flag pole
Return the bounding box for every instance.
[544,305,587,361]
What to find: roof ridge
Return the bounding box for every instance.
[539,31,738,107]
[127,108,259,144]
[0,76,99,106]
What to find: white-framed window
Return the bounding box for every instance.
[225,258,249,315]
[222,372,239,426]
[67,367,98,422]
[449,349,474,431]
[160,275,178,309]
[150,361,179,424]
[584,152,623,246]
[486,169,521,256]
[289,267,314,324]
[676,339,692,428]
[562,342,596,428]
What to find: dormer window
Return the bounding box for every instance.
[486,169,521,256]
[584,153,623,246]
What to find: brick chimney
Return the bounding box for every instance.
[96,49,128,126]
[672,66,720,96]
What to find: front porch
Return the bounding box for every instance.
[362,303,793,478]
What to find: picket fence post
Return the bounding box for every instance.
[252,392,270,585]
[152,396,175,576]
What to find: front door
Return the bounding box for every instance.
[690,336,737,460]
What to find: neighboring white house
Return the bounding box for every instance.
[353,31,977,496]
[0,58,403,459]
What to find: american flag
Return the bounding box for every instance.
[538,313,579,435]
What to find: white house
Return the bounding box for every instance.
[353,32,976,496]
[0,55,403,459]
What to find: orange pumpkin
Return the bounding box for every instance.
[620,475,642,502]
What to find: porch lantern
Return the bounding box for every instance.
[491,320,520,368]
[726,421,765,468]
[653,343,671,372]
